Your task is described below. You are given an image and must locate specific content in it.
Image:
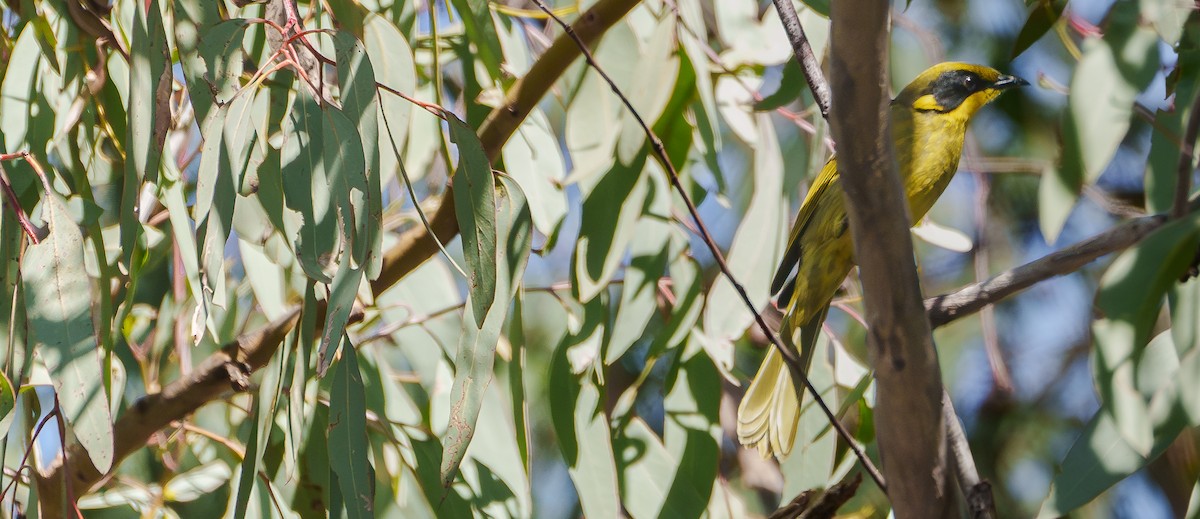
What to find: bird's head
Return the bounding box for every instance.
[893,62,1027,119]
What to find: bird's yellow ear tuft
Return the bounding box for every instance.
[912,94,945,112]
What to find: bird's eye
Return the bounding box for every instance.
[963,75,975,89]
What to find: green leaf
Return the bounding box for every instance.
[704,115,786,345]
[174,1,226,123]
[1038,162,1075,244]
[449,114,499,325]
[1093,214,1200,453]
[329,339,374,519]
[661,342,721,518]
[2,23,56,169]
[460,386,533,517]
[126,0,170,185]
[0,372,17,439]
[440,175,532,485]
[574,151,651,302]
[233,326,292,516]
[549,340,620,518]
[1141,0,1191,45]
[563,22,636,186]
[23,192,113,472]
[165,461,232,503]
[282,97,337,282]
[606,174,672,363]
[1039,332,1188,517]
[335,30,383,278]
[614,417,676,519]
[157,174,204,309]
[444,0,504,81]
[318,260,364,377]
[616,14,680,164]
[1146,74,1200,214]
[195,104,237,322]
[197,20,250,105]
[755,61,805,111]
[501,108,568,239]
[1012,0,1066,59]
[363,14,416,196]
[1058,3,1159,210]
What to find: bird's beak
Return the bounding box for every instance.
[992,75,1029,90]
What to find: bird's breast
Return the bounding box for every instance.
[894,113,967,220]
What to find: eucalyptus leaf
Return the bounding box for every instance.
[23,192,113,472]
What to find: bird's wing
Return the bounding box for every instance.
[771,155,841,295]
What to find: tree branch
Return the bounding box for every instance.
[37,309,301,515]
[769,0,830,119]
[944,393,996,519]
[1172,89,1200,220]
[828,3,949,517]
[925,213,1169,328]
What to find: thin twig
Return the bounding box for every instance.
[531,0,886,492]
[768,0,830,118]
[943,393,996,519]
[1173,89,1200,220]
[0,153,47,243]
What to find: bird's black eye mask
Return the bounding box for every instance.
[918,70,988,112]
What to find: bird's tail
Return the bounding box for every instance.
[736,305,828,459]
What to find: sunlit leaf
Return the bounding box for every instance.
[449,114,499,325]
[441,176,532,485]
[574,151,651,302]
[335,30,383,278]
[549,340,619,518]
[329,339,374,518]
[23,192,113,472]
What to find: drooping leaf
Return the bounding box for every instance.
[614,417,677,519]
[1055,2,1159,234]
[449,113,499,325]
[500,108,568,240]
[444,0,504,81]
[440,176,532,485]
[606,170,671,363]
[282,97,337,282]
[704,115,786,346]
[175,1,228,123]
[661,341,721,518]
[1093,212,1200,453]
[329,339,374,519]
[1040,334,1189,517]
[574,151,651,302]
[1012,0,1067,59]
[549,339,619,519]
[335,30,383,278]
[363,13,416,195]
[23,191,113,472]
[165,462,232,503]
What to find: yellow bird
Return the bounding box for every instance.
[737,62,1027,458]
